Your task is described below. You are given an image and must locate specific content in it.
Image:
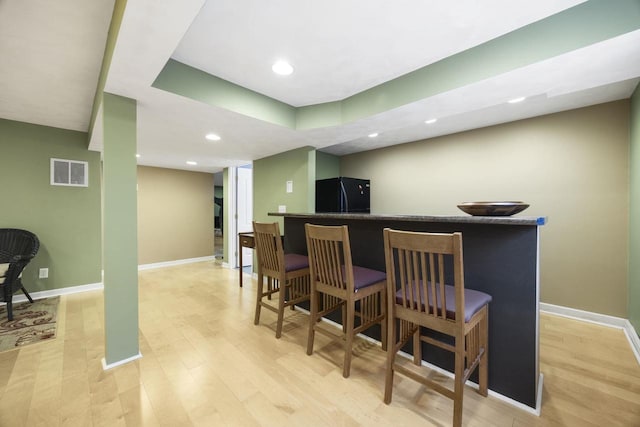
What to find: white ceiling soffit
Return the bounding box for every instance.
[90,0,206,152]
[134,88,323,172]
[104,0,206,97]
[0,0,115,132]
[320,29,640,156]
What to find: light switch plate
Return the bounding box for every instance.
[286,180,293,193]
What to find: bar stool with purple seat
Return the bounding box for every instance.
[383,228,492,427]
[253,221,311,338]
[305,223,387,378]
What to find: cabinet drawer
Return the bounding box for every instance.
[240,235,255,248]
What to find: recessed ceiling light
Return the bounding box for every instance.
[508,97,526,104]
[135,154,141,158]
[368,133,379,138]
[186,161,197,166]
[272,60,293,76]
[425,118,437,124]
[205,133,221,141]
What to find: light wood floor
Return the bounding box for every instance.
[0,261,639,426]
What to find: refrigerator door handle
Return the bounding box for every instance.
[339,180,349,212]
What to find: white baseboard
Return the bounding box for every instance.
[7,282,104,304]
[417,353,543,415]
[540,302,640,366]
[396,346,543,415]
[138,255,215,271]
[228,264,257,278]
[102,352,142,370]
[3,257,216,306]
[221,263,254,277]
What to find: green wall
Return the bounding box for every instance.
[630,85,640,334]
[102,93,139,364]
[315,151,340,180]
[253,147,316,230]
[0,118,102,291]
[153,60,296,129]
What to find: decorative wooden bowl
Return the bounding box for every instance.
[457,201,529,216]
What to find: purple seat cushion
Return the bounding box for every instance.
[396,281,491,322]
[350,266,386,291]
[284,253,309,272]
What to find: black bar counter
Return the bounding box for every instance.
[270,212,547,410]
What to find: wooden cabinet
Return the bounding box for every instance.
[238,232,254,286]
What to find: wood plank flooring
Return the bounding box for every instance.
[0,261,638,426]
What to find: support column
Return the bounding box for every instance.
[102,92,140,368]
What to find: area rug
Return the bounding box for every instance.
[0,296,59,352]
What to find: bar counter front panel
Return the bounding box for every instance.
[271,212,545,410]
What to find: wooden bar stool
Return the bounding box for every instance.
[253,221,311,338]
[305,223,387,378]
[382,229,492,427]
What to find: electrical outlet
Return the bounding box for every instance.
[278,205,286,213]
[39,268,49,279]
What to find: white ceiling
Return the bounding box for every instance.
[2,0,640,174]
[172,0,586,107]
[0,0,114,132]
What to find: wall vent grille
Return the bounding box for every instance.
[50,158,88,187]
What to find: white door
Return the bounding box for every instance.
[237,166,253,267]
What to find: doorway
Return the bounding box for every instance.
[226,165,253,270]
[213,172,224,260]
[237,165,253,268]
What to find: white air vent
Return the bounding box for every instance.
[50,158,88,187]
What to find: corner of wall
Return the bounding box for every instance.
[253,146,316,231]
[307,149,316,212]
[315,151,341,180]
[629,84,640,335]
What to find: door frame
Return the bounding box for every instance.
[226,165,253,269]
[237,165,253,267]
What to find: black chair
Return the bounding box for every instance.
[0,229,39,320]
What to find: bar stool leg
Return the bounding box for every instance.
[453,338,465,427]
[479,308,489,396]
[254,272,263,325]
[343,300,355,378]
[307,287,318,355]
[380,290,387,351]
[384,316,396,404]
[275,279,286,339]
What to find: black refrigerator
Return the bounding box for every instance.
[315,177,370,213]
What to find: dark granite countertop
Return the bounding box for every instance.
[269,212,547,226]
